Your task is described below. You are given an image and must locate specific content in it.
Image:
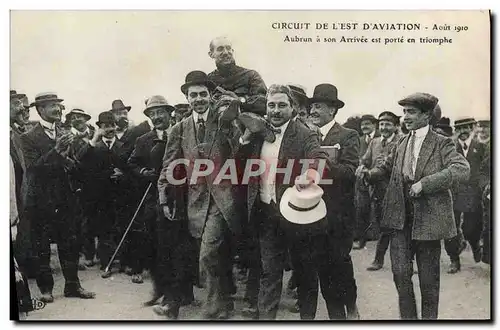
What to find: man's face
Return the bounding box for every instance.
[297,105,309,122]
[70,114,89,132]
[267,93,295,127]
[100,123,116,139]
[111,109,129,130]
[403,106,429,131]
[455,124,474,141]
[361,119,376,136]
[187,85,211,114]
[38,101,62,123]
[209,37,235,66]
[478,125,490,140]
[10,99,29,126]
[309,102,336,128]
[147,107,171,130]
[378,120,396,138]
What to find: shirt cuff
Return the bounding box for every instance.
[239,137,250,145]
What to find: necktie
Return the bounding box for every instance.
[45,128,55,140]
[403,132,416,181]
[197,118,205,143]
[106,140,112,149]
[366,135,371,144]
[381,138,387,148]
[463,143,468,151]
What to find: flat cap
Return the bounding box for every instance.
[360,114,378,124]
[378,111,400,125]
[398,92,439,113]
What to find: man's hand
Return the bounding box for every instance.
[295,169,319,191]
[11,225,18,242]
[240,128,253,144]
[55,133,74,153]
[409,181,423,198]
[215,87,239,99]
[142,168,157,180]
[355,165,367,179]
[163,204,177,221]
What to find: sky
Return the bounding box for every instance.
[10,10,490,126]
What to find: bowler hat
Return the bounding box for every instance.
[288,84,309,107]
[30,92,64,107]
[110,99,131,112]
[239,112,279,143]
[454,117,476,127]
[378,111,400,125]
[96,111,115,126]
[143,95,176,116]
[398,92,438,113]
[308,84,345,109]
[360,114,378,124]
[65,108,91,122]
[434,117,453,137]
[181,71,216,95]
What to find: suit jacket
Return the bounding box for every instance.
[20,123,75,209]
[128,130,166,179]
[478,140,491,193]
[239,119,328,222]
[10,127,26,212]
[358,131,380,160]
[158,108,243,238]
[381,129,470,240]
[118,121,152,159]
[453,138,486,212]
[320,123,359,238]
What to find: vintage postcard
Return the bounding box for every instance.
[10,10,491,321]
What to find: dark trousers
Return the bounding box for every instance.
[128,196,157,275]
[373,200,390,264]
[355,182,371,243]
[26,205,80,294]
[95,199,118,270]
[481,198,491,265]
[459,210,483,251]
[444,211,465,261]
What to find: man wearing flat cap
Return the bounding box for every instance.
[207,36,267,116]
[20,92,96,302]
[158,70,244,319]
[357,111,402,271]
[444,117,487,273]
[380,92,469,319]
[353,114,380,250]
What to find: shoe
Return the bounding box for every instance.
[125,267,133,276]
[288,301,300,313]
[347,304,360,320]
[241,304,258,319]
[101,270,112,279]
[473,247,483,263]
[153,304,179,319]
[366,261,383,271]
[64,287,96,299]
[84,259,96,268]
[203,309,230,320]
[352,241,366,250]
[143,294,163,307]
[131,274,144,284]
[39,293,54,303]
[447,260,461,274]
[78,260,88,271]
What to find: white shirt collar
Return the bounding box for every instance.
[412,125,430,138]
[39,118,56,130]
[272,119,291,136]
[319,119,336,139]
[102,136,116,146]
[193,110,209,123]
[369,130,376,139]
[459,134,474,148]
[384,133,396,143]
[71,127,90,136]
[156,129,165,140]
[148,120,155,131]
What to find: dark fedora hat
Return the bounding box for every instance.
[143,95,176,116]
[181,70,216,95]
[288,84,309,107]
[398,92,438,113]
[65,108,91,122]
[30,92,64,107]
[454,117,476,127]
[96,111,116,126]
[308,84,345,109]
[434,117,453,137]
[110,99,131,112]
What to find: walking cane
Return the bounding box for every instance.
[104,182,153,273]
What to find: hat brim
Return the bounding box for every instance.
[10,93,26,100]
[454,120,477,127]
[66,113,91,122]
[110,106,131,112]
[279,187,327,225]
[181,80,217,95]
[30,98,64,108]
[308,97,344,109]
[143,105,176,116]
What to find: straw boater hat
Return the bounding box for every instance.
[454,117,477,127]
[30,92,64,108]
[143,95,176,117]
[279,178,327,225]
[65,108,91,123]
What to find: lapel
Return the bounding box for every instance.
[34,123,55,147]
[466,139,479,162]
[456,140,465,156]
[414,129,438,181]
[322,122,341,146]
[396,134,410,175]
[278,120,298,162]
[185,115,197,156]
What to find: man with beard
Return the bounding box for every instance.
[21,92,96,303]
[445,118,486,273]
[127,96,174,287]
[207,36,267,116]
[158,71,243,319]
[308,83,359,319]
[357,111,402,271]
[381,93,469,319]
[353,114,379,250]
[476,119,490,145]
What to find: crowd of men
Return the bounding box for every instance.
[11,36,491,320]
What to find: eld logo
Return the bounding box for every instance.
[19,299,46,311]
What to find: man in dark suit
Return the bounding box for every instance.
[127,95,174,286]
[444,118,486,273]
[308,83,360,319]
[478,137,490,265]
[358,111,402,271]
[21,92,95,303]
[353,114,380,249]
[238,84,329,320]
[158,71,243,319]
[381,92,469,319]
[207,36,267,116]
